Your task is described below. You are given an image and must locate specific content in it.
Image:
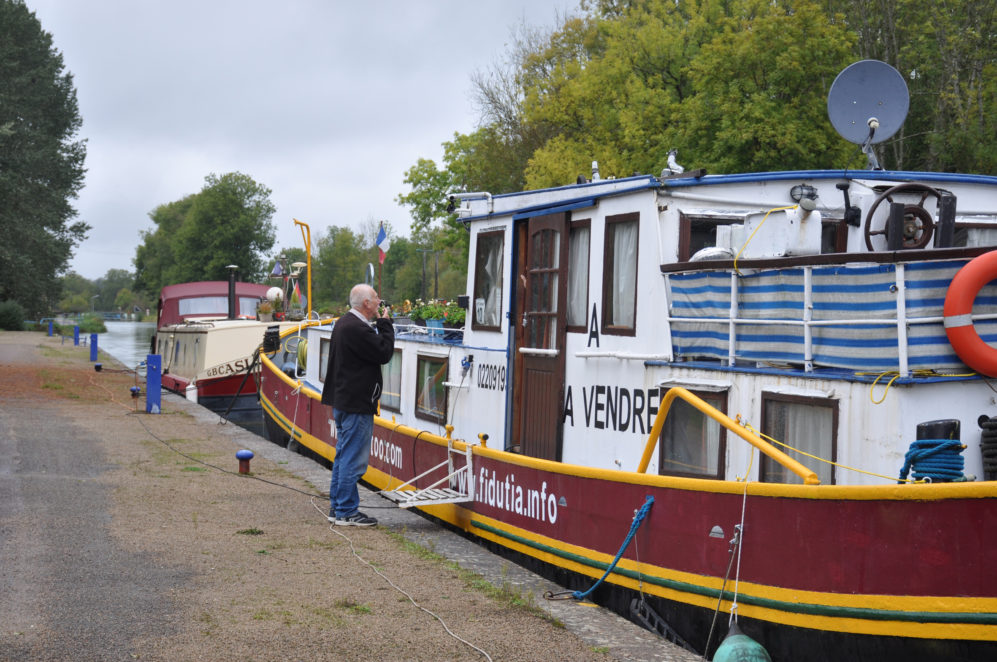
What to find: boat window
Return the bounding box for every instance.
[178,296,228,316]
[760,393,837,485]
[659,390,727,479]
[678,213,741,261]
[821,218,848,253]
[472,230,504,330]
[238,297,259,317]
[319,338,330,383]
[381,349,402,413]
[567,220,590,331]
[602,213,638,334]
[415,354,447,424]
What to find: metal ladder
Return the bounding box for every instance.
[380,439,475,508]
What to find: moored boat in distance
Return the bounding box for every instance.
[259,61,997,660]
[154,246,312,434]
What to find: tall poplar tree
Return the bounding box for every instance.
[0,0,88,316]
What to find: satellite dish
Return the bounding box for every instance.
[828,60,909,145]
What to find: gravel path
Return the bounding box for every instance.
[0,331,701,662]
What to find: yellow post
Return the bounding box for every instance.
[293,218,313,319]
[637,387,820,485]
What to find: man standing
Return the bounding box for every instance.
[321,284,395,526]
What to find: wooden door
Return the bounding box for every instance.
[514,212,569,461]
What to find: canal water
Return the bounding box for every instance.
[98,320,266,438]
[99,320,157,369]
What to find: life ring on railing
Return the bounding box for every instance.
[944,251,997,376]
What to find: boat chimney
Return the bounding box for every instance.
[226,264,238,320]
[591,161,601,181]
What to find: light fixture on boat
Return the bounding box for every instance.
[445,191,492,216]
[789,184,817,205]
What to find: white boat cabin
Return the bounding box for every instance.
[296,170,997,487]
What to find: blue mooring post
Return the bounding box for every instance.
[89,333,98,362]
[47,320,53,336]
[146,354,162,414]
[73,325,80,346]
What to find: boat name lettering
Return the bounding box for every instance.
[370,435,403,469]
[467,469,558,524]
[476,363,506,391]
[203,358,251,378]
[563,385,660,434]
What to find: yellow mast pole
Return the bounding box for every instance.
[293,219,312,319]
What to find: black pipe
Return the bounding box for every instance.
[227,265,238,320]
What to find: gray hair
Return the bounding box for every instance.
[349,284,374,309]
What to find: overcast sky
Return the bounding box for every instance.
[26,0,575,280]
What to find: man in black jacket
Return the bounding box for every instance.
[320,284,395,526]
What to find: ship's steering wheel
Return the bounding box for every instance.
[864,183,941,251]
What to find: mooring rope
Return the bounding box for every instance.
[898,438,966,483]
[545,495,654,602]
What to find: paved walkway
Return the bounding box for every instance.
[0,332,701,661]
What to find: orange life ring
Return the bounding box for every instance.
[944,251,997,376]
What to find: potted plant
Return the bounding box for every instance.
[257,299,274,322]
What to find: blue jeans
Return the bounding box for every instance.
[330,409,373,518]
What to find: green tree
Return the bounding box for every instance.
[134,195,193,297]
[132,173,276,295]
[94,268,135,310]
[0,0,88,317]
[172,172,276,283]
[311,225,367,312]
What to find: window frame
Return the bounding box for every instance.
[759,392,838,485]
[678,212,743,262]
[414,353,448,424]
[601,212,639,337]
[658,388,728,480]
[566,218,591,333]
[380,348,403,413]
[471,229,505,332]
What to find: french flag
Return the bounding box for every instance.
[376,223,391,264]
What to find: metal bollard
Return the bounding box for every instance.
[90,333,98,362]
[146,354,162,414]
[74,325,80,346]
[236,449,254,474]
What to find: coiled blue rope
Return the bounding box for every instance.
[898,439,966,483]
[572,495,654,601]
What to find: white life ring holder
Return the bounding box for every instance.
[944,251,997,377]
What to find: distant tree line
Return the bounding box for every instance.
[0,1,87,318]
[7,0,995,321]
[398,0,997,251]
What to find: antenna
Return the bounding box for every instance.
[827,60,909,170]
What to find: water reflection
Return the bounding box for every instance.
[100,320,156,369]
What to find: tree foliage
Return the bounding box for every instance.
[399,0,997,217]
[133,172,276,296]
[0,0,88,317]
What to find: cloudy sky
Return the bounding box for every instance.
[26,0,575,280]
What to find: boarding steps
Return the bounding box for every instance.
[380,439,475,508]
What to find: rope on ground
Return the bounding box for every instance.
[309,499,493,662]
[129,411,322,498]
[545,495,654,602]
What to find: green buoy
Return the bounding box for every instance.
[712,622,772,662]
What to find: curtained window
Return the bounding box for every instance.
[602,213,638,334]
[415,355,448,424]
[567,221,590,330]
[760,394,837,485]
[380,349,402,412]
[660,390,727,479]
[473,230,504,330]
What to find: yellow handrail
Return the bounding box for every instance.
[293,218,313,320]
[636,387,820,485]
